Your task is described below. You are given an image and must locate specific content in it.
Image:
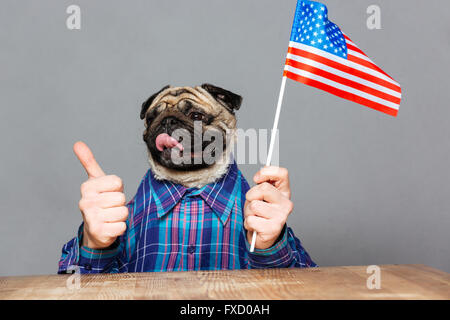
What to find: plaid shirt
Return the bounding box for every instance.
[58,162,316,274]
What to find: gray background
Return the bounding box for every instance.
[1,0,449,276]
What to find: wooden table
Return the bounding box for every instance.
[0,264,448,300]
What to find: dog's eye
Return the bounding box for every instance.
[190,112,205,121]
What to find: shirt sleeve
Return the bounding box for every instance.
[244,225,317,268]
[57,223,123,274]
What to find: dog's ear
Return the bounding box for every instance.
[140,85,170,120]
[201,83,242,114]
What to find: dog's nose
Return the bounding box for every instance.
[162,116,178,130]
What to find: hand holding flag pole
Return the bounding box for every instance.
[250,0,401,252]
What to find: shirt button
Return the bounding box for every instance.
[84,263,92,271]
[188,245,195,254]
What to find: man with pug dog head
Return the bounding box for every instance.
[58,84,316,273]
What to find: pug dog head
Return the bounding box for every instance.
[140,84,242,188]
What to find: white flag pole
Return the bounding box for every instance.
[250,75,288,252]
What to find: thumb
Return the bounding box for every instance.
[73,141,106,179]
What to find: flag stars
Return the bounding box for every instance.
[293,3,347,59]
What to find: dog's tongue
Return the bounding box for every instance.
[155,133,183,152]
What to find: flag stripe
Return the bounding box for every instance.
[283,70,398,116]
[346,54,394,80]
[345,39,359,48]
[347,49,372,62]
[344,35,395,81]
[287,46,401,92]
[286,53,401,98]
[343,34,354,42]
[285,58,401,104]
[289,42,400,88]
[346,42,365,56]
[284,65,399,110]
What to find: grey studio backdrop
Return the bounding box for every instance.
[0,0,449,276]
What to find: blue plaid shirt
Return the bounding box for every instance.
[58,162,316,273]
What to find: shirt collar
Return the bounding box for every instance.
[148,162,240,225]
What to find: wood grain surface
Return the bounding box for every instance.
[0,264,448,300]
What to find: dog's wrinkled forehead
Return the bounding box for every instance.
[149,86,216,112]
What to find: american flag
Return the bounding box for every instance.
[284,0,402,116]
